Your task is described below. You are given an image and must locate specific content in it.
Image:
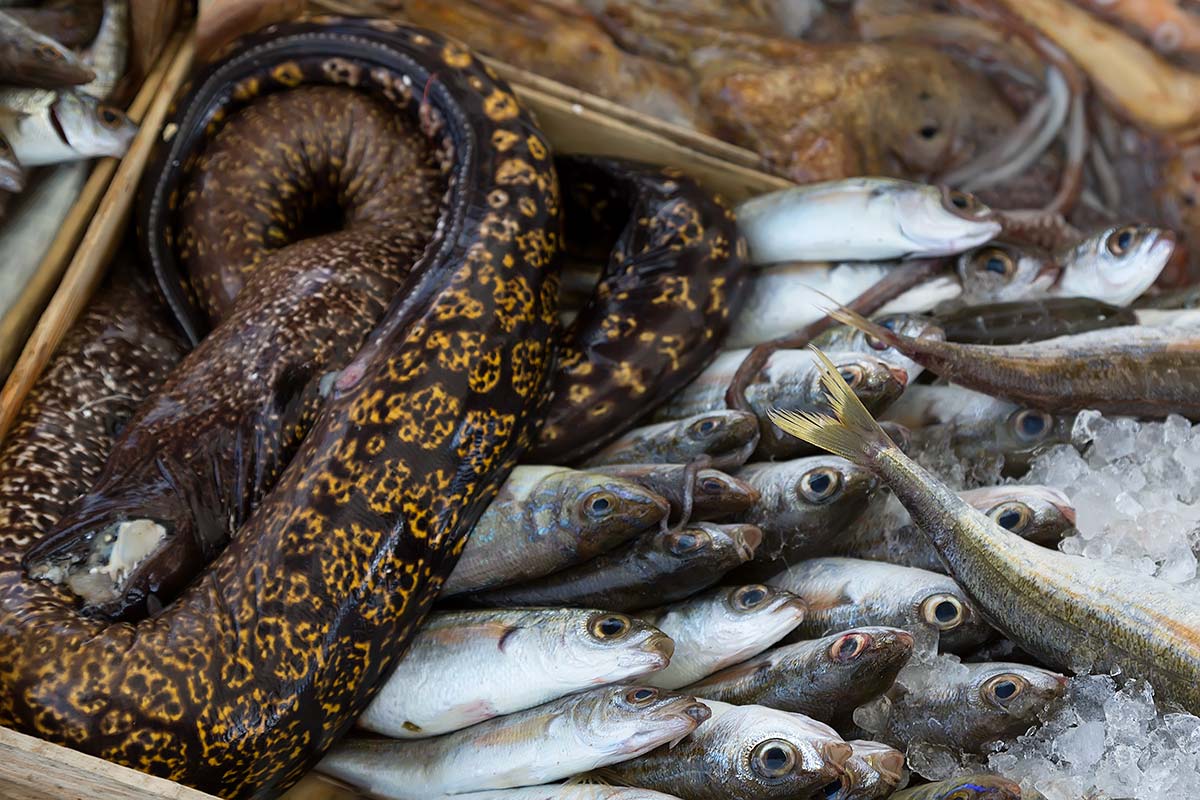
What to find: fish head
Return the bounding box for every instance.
[800,627,915,715]
[572,611,676,679]
[1058,224,1175,305]
[973,662,1068,727]
[821,353,906,416]
[600,685,710,757]
[692,469,761,516]
[52,92,137,160]
[925,774,1023,800]
[835,739,905,799]
[993,407,1074,473]
[656,521,761,568]
[782,454,879,535]
[912,580,993,654]
[563,472,669,551]
[680,410,760,468]
[893,185,1000,256]
[977,486,1078,546]
[957,242,1057,303]
[7,20,96,87]
[815,314,944,385]
[714,584,807,644]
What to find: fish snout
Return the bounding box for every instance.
[874,748,905,782]
[683,701,711,725]
[732,524,763,560]
[822,740,854,770]
[646,631,676,664]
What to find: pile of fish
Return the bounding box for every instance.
[298,176,1200,800]
[0,0,135,324]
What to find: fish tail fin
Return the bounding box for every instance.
[767,346,897,467]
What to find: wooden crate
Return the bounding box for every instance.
[0,23,790,800]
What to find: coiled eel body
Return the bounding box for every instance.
[0,16,560,798]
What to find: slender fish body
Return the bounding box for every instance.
[581,411,761,470]
[766,558,993,655]
[358,609,675,738]
[78,0,129,101]
[590,464,760,524]
[469,523,761,611]
[0,10,95,88]
[320,686,710,800]
[639,584,806,690]
[888,773,1022,800]
[442,467,669,596]
[936,297,1137,345]
[0,88,135,166]
[1051,224,1175,306]
[685,627,914,726]
[769,348,1200,714]
[735,178,1000,265]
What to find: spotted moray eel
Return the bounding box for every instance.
[0,16,561,798]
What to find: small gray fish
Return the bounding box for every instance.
[443,467,668,596]
[581,411,761,470]
[0,88,135,166]
[0,10,95,89]
[910,403,1076,477]
[590,464,760,524]
[836,485,1077,573]
[470,523,761,612]
[602,700,853,800]
[1052,224,1175,306]
[0,130,23,192]
[320,686,710,800]
[955,242,1058,306]
[936,297,1137,346]
[851,656,1067,754]
[832,740,906,800]
[358,608,675,738]
[888,773,1022,800]
[811,313,946,386]
[766,558,993,655]
[640,584,807,690]
[733,456,879,567]
[685,627,914,727]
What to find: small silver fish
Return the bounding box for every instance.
[955,242,1058,306]
[640,584,807,690]
[1052,224,1175,307]
[358,608,675,738]
[590,464,760,524]
[78,0,128,101]
[0,88,135,166]
[320,686,710,799]
[766,558,993,655]
[581,410,761,470]
[0,10,95,89]
[736,178,1000,265]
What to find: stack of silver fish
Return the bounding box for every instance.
[302,177,1196,800]
[0,0,136,319]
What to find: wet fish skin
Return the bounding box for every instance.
[358,608,676,738]
[733,455,879,567]
[766,558,993,655]
[590,464,760,524]
[0,88,135,166]
[811,313,945,385]
[888,773,1022,800]
[836,485,1077,574]
[955,241,1058,306]
[833,740,905,800]
[882,383,1014,430]
[581,410,761,470]
[78,0,129,101]
[851,657,1067,753]
[735,178,1000,265]
[320,686,710,800]
[468,523,761,612]
[0,10,95,88]
[639,584,806,690]
[936,297,1137,345]
[443,466,669,596]
[909,402,1075,477]
[1052,224,1175,306]
[685,627,913,727]
[7,0,104,49]
[603,700,853,800]
[0,130,23,192]
[447,787,685,799]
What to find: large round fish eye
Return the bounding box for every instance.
[666,529,710,556]
[983,673,1028,707]
[582,490,617,519]
[972,247,1016,279]
[921,593,965,630]
[750,739,798,778]
[625,686,659,705]
[988,502,1032,534]
[732,584,770,611]
[837,365,864,388]
[689,416,721,438]
[98,106,124,128]
[588,613,632,641]
[35,44,63,62]
[829,631,870,662]
[944,187,987,217]
[699,476,725,494]
[1106,225,1139,256]
[1010,409,1052,443]
[799,467,842,504]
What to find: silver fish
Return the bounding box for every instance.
[686,627,914,727]
[320,686,710,800]
[1052,224,1175,307]
[589,464,760,524]
[734,455,879,567]
[0,88,135,166]
[769,349,1200,714]
[358,609,675,738]
[765,558,993,655]
[79,0,129,101]
[602,700,853,800]
[640,584,806,690]
[851,656,1067,754]
[443,466,668,596]
[735,178,1000,265]
[955,242,1058,306]
[0,10,94,89]
[0,130,23,192]
[888,773,1022,800]
[811,313,946,386]
[882,384,1015,430]
[581,411,761,470]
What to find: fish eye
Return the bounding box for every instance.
[588,613,631,640]
[667,529,709,555]
[837,365,864,388]
[921,593,965,630]
[689,416,720,438]
[98,106,123,128]
[699,477,724,494]
[830,632,870,662]
[989,502,1032,534]
[750,739,797,778]
[799,467,842,504]
[984,674,1028,706]
[973,247,1016,279]
[1106,225,1139,256]
[732,584,770,610]
[625,687,659,705]
[1011,409,1052,442]
[35,45,63,61]
[943,187,986,217]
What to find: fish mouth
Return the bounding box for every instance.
[872,749,905,783]
[822,740,854,771]
[732,525,762,560]
[645,632,676,664]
